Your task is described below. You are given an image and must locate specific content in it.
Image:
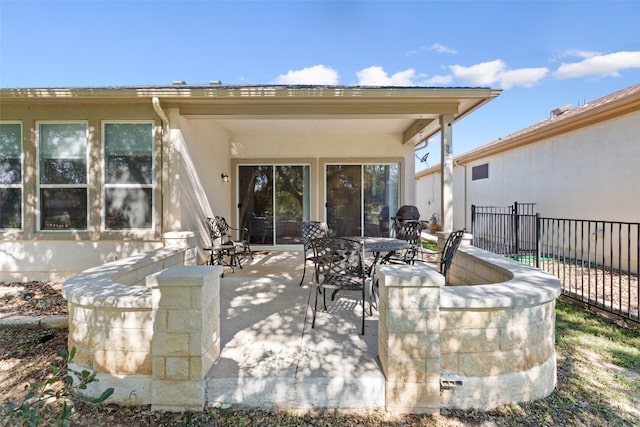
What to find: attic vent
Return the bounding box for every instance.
[551,104,572,117]
[172,80,187,85]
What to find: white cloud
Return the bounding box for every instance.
[356,66,417,86]
[500,67,549,89]
[273,65,339,85]
[554,51,640,79]
[449,59,548,89]
[558,49,600,59]
[423,74,454,86]
[427,43,458,55]
[449,59,506,86]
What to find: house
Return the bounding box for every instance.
[0,84,500,281]
[416,83,640,229]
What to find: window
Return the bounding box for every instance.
[472,163,489,181]
[38,122,88,230]
[103,122,154,230]
[238,164,310,244]
[326,163,400,237]
[0,122,22,229]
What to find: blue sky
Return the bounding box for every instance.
[1,0,639,170]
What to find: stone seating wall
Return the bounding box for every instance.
[377,243,561,414]
[62,231,223,411]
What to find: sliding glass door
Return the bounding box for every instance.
[326,163,399,237]
[238,164,310,245]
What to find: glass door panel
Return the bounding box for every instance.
[275,165,306,244]
[326,163,399,238]
[326,165,362,237]
[239,165,273,244]
[364,164,399,237]
[238,164,310,245]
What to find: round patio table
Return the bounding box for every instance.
[346,236,410,314]
[347,236,410,263]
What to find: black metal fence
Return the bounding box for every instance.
[471,203,639,325]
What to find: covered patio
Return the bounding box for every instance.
[207,250,383,410]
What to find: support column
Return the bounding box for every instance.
[147,265,223,411]
[377,264,444,415]
[440,114,454,232]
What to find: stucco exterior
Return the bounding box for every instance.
[0,84,500,281]
[417,83,640,229]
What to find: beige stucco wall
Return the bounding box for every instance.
[417,109,640,229]
[180,118,416,228]
[1,102,418,280]
[0,103,165,281]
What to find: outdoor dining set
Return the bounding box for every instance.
[204,206,464,335]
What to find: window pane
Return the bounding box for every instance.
[41,188,87,229]
[275,165,308,244]
[0,123,21,156]
[326,165,361,237]
[0,123,21,185]
[106,155,153,184]
[40,123,87,184]
[364,164,399,237]
[105,123,153,184]
[0,188,21,229]
[41,159,87,184]
[105,188,152,229]
[239,166,274,244]
[0,158,21,185]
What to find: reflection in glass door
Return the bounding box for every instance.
[238,165,310,245]
[326,163,399,237]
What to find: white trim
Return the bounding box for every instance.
[0,121,23,230]
[36,121,89,232]
[101,120,156,232]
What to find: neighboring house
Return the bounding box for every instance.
[0,84,500,281]
[416,83,640,229]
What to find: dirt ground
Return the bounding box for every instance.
[1,281,639,426]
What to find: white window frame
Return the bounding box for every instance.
[0,121,23,230]
[36,121,89,232]
[102,121,155,231]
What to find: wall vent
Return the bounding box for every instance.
[550,104,572,117]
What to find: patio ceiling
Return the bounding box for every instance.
[1,84,501,146]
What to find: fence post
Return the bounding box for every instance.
[535,213,541,269]
[471,204,476,243]
[513,202,520,256]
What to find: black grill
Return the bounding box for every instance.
[393,205,420,221]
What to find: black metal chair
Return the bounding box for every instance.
[204,216,252,271]
[215,216,252,261]
[299,220,328,286]
[311,237,368,335]
[436,229,465,283]
[387,220,424,265]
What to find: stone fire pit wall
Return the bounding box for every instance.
[377,244,561,415]
[62,232,222,411]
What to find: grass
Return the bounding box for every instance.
[422,240,438,252]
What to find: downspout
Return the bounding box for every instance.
[454,159,468,229]
[152,97,169,233]
[152,97,169,127]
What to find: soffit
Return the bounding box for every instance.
[0,84,501,145]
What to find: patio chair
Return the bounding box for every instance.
[311,237,369,335]
[299,220,328,286]
[386,220,424,265]
[204,216,251,271]
[426,229,465,283]
[215,216,252,262]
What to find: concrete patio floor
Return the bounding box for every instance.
[205,250,385,411]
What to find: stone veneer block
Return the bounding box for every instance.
[378,265,442,415]
[147,265,222,412]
